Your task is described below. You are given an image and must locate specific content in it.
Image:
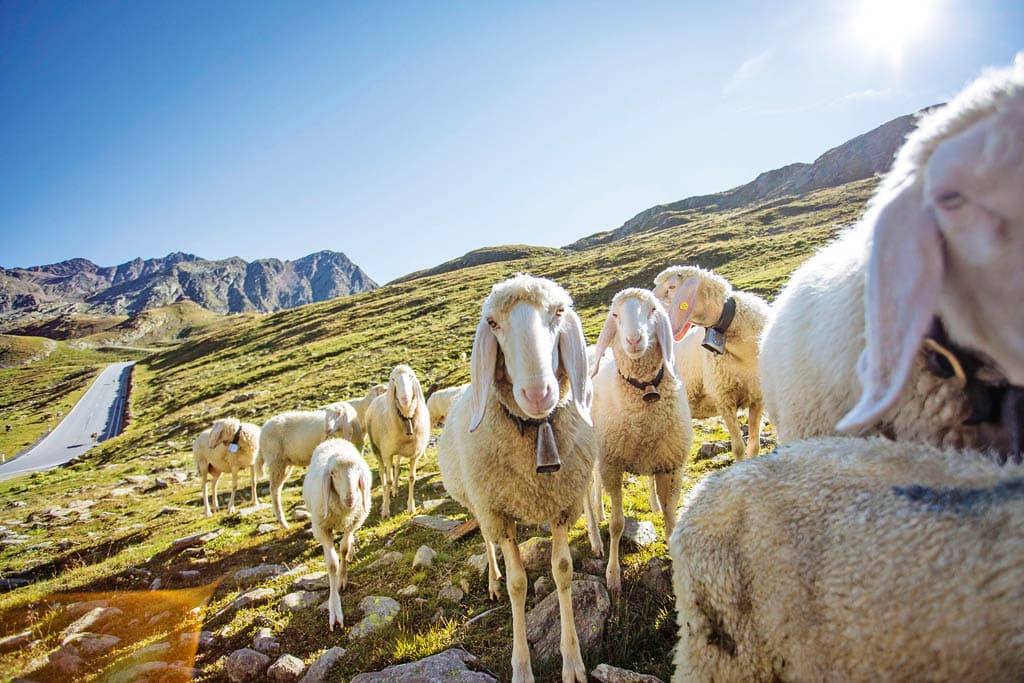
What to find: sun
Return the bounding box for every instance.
[851,0,938,67]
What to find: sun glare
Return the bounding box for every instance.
[851,0,937,67]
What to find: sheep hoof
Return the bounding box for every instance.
[563,660,587,683]
[590,542,604,558]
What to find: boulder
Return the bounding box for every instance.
[526,580,610,664]
[351,648,497,682]
[226,648,271,683]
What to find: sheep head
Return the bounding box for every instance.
[469,274,592,431]
[839,54,1024,432]
[653,265,731,341]
[323,403,355,441]
[387,365,424,420]
[591,288,677,381]
[208,417,240,447]
[321,452,371,519]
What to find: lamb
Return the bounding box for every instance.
[426,384,468,427]
[590,288,692,597]
[670,436,1024,681]
[348,383,386,427]
[760,55,1024,461]
[320,400,365,451]
[653,265,769,460]
[438,274,598,683]
[257,409,345,528]
[363,365,431,518]
[302,438,372,631]
[193,417,260,516]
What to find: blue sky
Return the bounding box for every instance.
[1,1,1021,283]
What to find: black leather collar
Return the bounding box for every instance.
[618,364,665,392]
[500,401,555,436]
[712,297,736,334]
[231,426,242,446]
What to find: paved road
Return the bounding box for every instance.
[0,361,135,481]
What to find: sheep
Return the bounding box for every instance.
[302,438,372,631]
[653,265,769,460]
[257,409,345,529]
[438,274,598,683]
[670,436,1024,681]
[320,400,365,451]
[760,55,1024,461]
[426,384,468,427]
[192,417,260,516]
[364,365,431,518]
[349,383,386,427]
[590,288,692,597]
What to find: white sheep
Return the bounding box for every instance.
[670,436,1024,681]
[349,383,386,427]
[364,365,431,518]
[302,438,372,631]
[760,55,1024,461]
[590,288,692,597]
[192,417,260,516]
[426,384,468,427]
[320,400,365,451]
[653,265,769,460]
[438,274,598,683]
[257,409,345,528]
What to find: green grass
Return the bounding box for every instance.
[0,178,875,681]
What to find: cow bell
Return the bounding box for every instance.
[535,421,561,473]
[702,327,727,355]
[642,385,661,402]
[228,443,239,453]
[403,417,414,436]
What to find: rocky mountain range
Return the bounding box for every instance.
[0,250,376,316]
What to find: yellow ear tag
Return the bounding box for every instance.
[679,302,689,311]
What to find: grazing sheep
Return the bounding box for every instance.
[591,288,692,597]
[653,265,769,460]
[670,436,1024,681]
[426,384,468,427]
[760,55,1024,461]
[364,365,431,518]
[193,417,260,516]
[303,438,372,631]
[257,409,344,529]
[349,384,386,427]
[320,400,365,451]
[438,274,597,683]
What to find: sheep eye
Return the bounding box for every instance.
[487,318,498,330]
[554,306,565,318]
[937,191,966,210]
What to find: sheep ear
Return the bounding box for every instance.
[209,422,224,445]
[653,304,678,382]
[339,413,353,441]
[359,468,371,513]
[669,277,700,341]
[590,311,617,378]
[413,376,426,409]
[837,177,943,433]
[559,308,593,424]
[321,465,334,521]
[469,318,497,432]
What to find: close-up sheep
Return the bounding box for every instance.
[590,288,691,597]
[192,417,261,516]
[438,274,597,683]
[426,383,468,427]
[320,399,365,451]
[364,364,431,518]
[760,55,1024,461]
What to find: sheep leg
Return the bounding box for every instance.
[721,407,746,459]
[604,468,625,599]
[746,403,764,458]
[551,524,587,683]
[483,531,502,600]
[378,456,391,519]
[583,476,604,557]
[270,464,291,529]
[648,476,662,513]
[500,527,534,683]
[339,529,353,590]
[249,464,259,505]
[314,524,343,630]
[591,476,605,522]
[655,468,683,543]
[201,467,212,517]
[228,469,238,514]
[210,471,222,512]
[406,455,418,515]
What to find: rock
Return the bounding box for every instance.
[0,578,30,591]
[108,487,136,498]
[124,475,149,484]
[438,582,464,604]
[711,453,733,465]
[639,557,672,596]
[409,514,462,533]
[412,545,436,569]
[695,441,730,461]
[125,567,151,579]
[234,564,288,587]
[592,663,665,683]
[63,607,122,638]
[292,509,312,521]
[293,571,330,591]
[466,553,488,575]
[253,627,280,655]
[48,646,85,676]
[0,629,33,654]
[233,503,272,518]
[366,550,403,569]
[351,647,498,682]
[397,585,418,597]
[179,570,200,580]
[230,587,276,611]
[64,600,109,618]
[197,631,216,650]
[622,518,657,548]
[256,523,278,534]
[147,610,172,626]
[579,558,606,576]
[534,575,552,601]
[349,596,400,639]
[135,641,171,658]
[279,591,325,613]
[226,648,271,683]
[298,646,346,683]
[63,633,121,657]
[143,478,169,493]
[171,528,223,552]
[157,506,184,516]
[526,580,611,665]
[149,577,162,591]
[519,536,552,572]
[267,653,305,683]
[419,498,447,511]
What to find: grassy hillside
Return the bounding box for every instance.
[0,178,876,681]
